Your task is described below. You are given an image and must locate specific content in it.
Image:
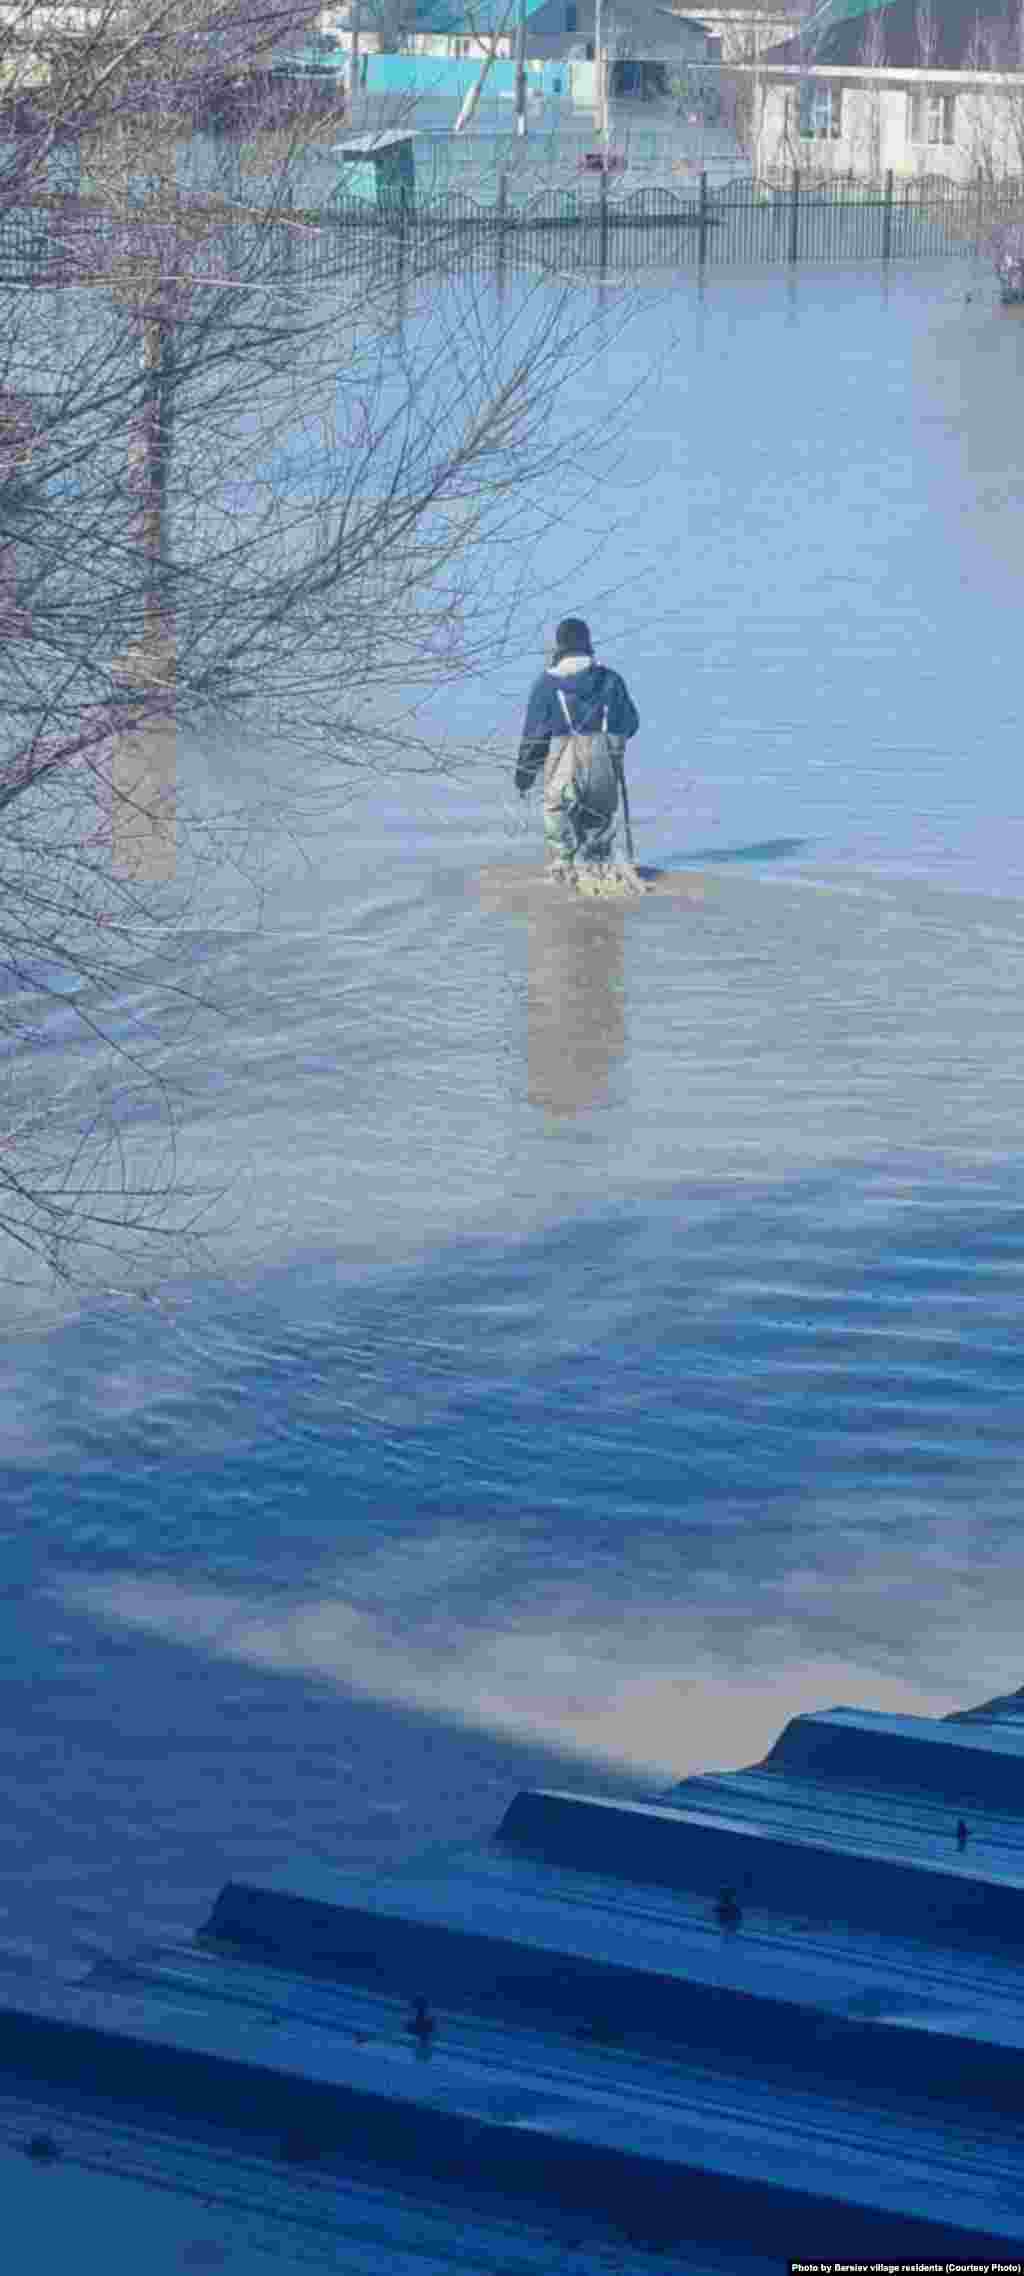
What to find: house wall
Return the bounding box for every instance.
[756,73,1024,179]
[354,46,568,93]
[406,31,514,52]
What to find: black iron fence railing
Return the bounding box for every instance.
[3,170,1023,283]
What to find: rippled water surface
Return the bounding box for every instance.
[3,260,1024,1978]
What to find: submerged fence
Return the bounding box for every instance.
[3,170,1023,285]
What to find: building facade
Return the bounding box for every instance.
[754,0,1024,177]
[320,0,713,64]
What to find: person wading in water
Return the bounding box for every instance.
[515,617,641,887]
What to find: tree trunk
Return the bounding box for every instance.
[111,307,177,881]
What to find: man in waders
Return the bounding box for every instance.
[515,617,640,882]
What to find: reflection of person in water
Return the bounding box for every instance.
[524,885,628,1115]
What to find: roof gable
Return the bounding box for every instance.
[766,0,1015,67]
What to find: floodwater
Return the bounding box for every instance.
[3,257,1024,1982]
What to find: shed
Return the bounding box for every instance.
[331,131,416,209]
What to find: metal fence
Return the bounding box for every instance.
[3,172,1023,286]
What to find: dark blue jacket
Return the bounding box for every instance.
[515,660,639,793]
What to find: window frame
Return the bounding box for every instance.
[907,88,955,145]
[797,80,843,139]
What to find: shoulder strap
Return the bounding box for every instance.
[556,686,609,734]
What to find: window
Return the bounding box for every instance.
[907,89,955,144]
[798,81,842,138]
[565,1,577,27]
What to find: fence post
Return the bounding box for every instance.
[496,167,508,282]
[788,166,800,263]
[974,164,985,257]
[698,168,708,267]
[599,160,609,270]
[882,165,893,263]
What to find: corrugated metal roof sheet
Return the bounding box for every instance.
[755,1701,1024,1795]
[1,2084,734,2275]
[4,1684,1024,2268]
[2,1940,1021,2262]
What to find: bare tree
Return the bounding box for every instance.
[909,0,943,179]
[1,2,649,1297]
[855,6,887,181]
[717,28,760,168]
[962,1,1024,183]
[715,15,800,180]
[348,0,412,53]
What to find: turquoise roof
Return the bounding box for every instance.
[411,0,552,28]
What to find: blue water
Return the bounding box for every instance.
[2,258,1024,1978]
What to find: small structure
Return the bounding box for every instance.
[331,129,416,209]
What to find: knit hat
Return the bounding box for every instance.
[552,616,593,660]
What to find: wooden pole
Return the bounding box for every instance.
[496,165,509,287]
[349,0,362,119]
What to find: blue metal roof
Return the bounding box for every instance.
[754,1700,1024,1802]
[3,1931,1021,2264]
[5,1682,1024,2267]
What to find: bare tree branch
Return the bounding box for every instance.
[1,3,656,1294]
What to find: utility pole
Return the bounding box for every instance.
[753,13,762,182]
[594,0,604,142]
[514,0,526,137]
[594,0,611,154]
[349,0,362,117]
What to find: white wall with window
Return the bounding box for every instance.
[907,88,955,146]
[757,70,1024,181]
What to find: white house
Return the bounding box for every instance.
[752,0,1024,179]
